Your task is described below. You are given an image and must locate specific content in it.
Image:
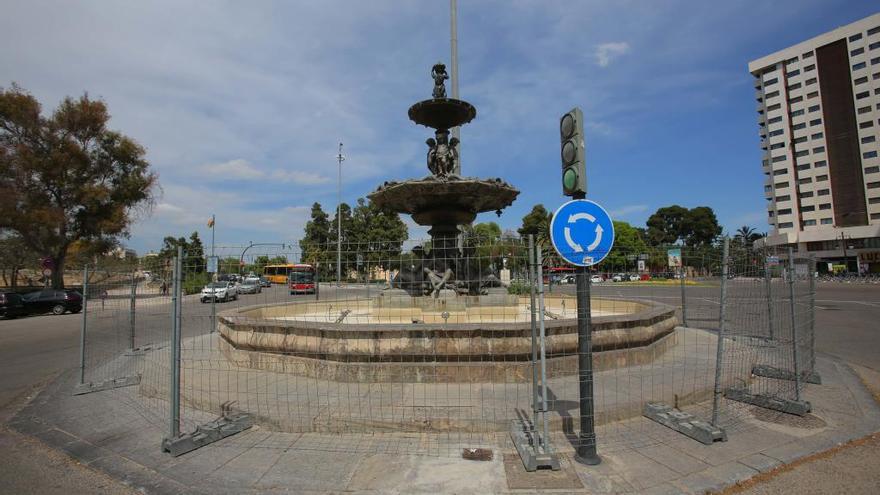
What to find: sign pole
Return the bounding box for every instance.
[572,195,600,466]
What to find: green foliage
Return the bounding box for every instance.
[507,279,531,295]
[598,221,649,269]
[0,84,157,288]
[646,205,721,247]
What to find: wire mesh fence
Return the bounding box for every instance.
[53,236,819,459]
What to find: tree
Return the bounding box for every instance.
[300,202,331,270]
[685,207,722,247]
[187,232,206,273]
[646,205,722,247]
[0,232,37,287]
[599,221,650,270]
[518,205,551,244]
[734,225,763,247]
[349,198,407,277]
[0,85,157,288]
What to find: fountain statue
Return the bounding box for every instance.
[368,63,520,297]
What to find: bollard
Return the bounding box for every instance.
[711,237,730,427]
[79,264,89,385]
[788,247,803,402]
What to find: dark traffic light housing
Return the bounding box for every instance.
[560,107,587,197]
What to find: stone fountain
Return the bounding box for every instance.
[368,62,519,298]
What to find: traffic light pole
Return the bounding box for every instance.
[572,193,601,466]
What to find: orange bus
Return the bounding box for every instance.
[263,264,296,284]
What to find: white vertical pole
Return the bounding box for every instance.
[450,0,461,174]
[336,143,345,287]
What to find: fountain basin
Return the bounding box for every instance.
[216,296,678,383]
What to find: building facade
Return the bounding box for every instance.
[750,13,880,273]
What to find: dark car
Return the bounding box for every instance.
[0,291,27,318]
[21,289,83,315]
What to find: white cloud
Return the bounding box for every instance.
[610,204,649,217]
[270,170,331,185]
[595,42,630,67]
[202,159,264,180]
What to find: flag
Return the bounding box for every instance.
[207,216,215,228]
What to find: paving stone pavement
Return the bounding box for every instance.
[6,354,880,494]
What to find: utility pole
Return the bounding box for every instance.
[336,143,345,287]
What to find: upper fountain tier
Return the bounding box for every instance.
[408,98,476,130]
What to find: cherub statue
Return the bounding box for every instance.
[426,130,459,177]
[431,62,449,98]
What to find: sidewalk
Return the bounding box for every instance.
[7,354,880,494]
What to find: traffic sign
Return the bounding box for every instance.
[767,256,780,267]
[550,199,615,267]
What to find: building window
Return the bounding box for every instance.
[856,76,869,85]
[804,50,815,58]
[872,56,880,65]
[852,47,865,56]
[819,203,832,209]
[797,164,811,171]
[764,77,778,86]
[803,219,817,226]
[821,218,833,224]
[811,132,824,139]
[807,91,819,98]
[798,177,812,184]
[875,73,880,80]
[815,160,827,167]
[794,136,808,144]
[767,103,781,111]
[869,197,880,204]
[872,213,880,220]
[786,69,800,77]
[772,154,787,162]
[769,129,784,137]
[865,151,879,158]
[857,91,870,100]
[766,90,780,98]
[775,182,789,189]
[809,119,822,126]
[853,62,867,70]
[808,105,821,112]
[773,168,787,175]
[817,189,830,196]
[770,142,785,150]
[795,150,810,157]
[869,26,880,36]
[801,205,815,212]
[870,41,880,50]
[768,116,782,124]
[860,120,875,129]
[850,33,863,42]
[866,166,880,174]
[790,109,805,117]
[793,123,806,130]
[868,181,880,189]
[788,82,802,90]
[777,195,791,201]
[778,208,792,215]
[768,211,775,217]
[800,190,814,197]
[859,106,872,114]
[864,136,877,144]
[813,146,825,153]
[805,78,817,86]
[789,96,804,104]
[778,222,794,228]
[816,174,828,181]
[804,64,815,71]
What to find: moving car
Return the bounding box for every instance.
[0,291,27,318]
[200,282,238,303]
[238,277,262,294]
[21,289,83,315]
[258,276,271,287]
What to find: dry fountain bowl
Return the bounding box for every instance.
[216,294,679,383]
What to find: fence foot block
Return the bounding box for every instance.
[73,375,141,395]
[509,420,560,472]
[751,364,822,384]
[724,387,811,416]
[162,409,253,457]
[643,402,727,445]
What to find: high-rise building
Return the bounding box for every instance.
[750,13,880,273]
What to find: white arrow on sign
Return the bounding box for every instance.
[587,225,604,251]
[564,227,582,252]
[568,212,595,223]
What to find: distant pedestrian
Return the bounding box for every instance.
[100,289,108,310]
[160,281,168,295]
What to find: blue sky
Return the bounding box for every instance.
[2,1,878,254]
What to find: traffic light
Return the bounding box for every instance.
[560,107,587,197]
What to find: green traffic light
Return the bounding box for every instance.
[563,167,578,192]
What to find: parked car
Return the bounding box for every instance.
[0,291,27,318]
[258,276,271,287]
[629,274,640,282]
[200,282,238,303]
[560,274,576,284]
[238,277,262,294]
[21,289,83,315]
[611,273,626,282]
[590,275,603,283]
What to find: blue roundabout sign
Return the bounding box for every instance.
[550,199,615,267]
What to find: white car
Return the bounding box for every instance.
[590,275,603,283]
[629,274,640,282]
[201,282,238,303]
[238,277,262,294]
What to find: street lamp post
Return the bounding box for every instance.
[336,143,345,287]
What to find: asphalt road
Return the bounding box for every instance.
[0,281,877,494]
